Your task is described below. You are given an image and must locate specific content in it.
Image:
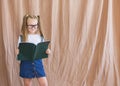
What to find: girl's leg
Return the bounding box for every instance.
[38,77,48,86]
[23,78,32,86]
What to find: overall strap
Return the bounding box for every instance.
[41,36,44,42]
[20,35,23,42]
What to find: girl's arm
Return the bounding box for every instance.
[16,48,19,55]
[16,35,21,55]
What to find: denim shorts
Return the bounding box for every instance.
[20,59,46,78]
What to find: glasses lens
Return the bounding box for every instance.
[27,24,38,29]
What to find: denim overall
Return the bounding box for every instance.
[19,36,46,78]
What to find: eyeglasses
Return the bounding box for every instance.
[27,24,38,29]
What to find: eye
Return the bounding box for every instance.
[27,24,38,29]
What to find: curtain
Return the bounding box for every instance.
[0,0,120,86]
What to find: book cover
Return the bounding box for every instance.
[17,41,50,61]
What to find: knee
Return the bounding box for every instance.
[24,83,31,86]
[23,78,32,86]
[38,77,48,86]
[40,82,48,86]
[24,81,32,86]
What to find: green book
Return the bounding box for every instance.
[17,41,50,61]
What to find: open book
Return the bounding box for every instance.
[17,41,50,61]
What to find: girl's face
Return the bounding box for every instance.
[27,18,38,34]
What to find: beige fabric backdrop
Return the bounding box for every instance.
[0,0,120,86]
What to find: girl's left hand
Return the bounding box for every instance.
[46,48,51,54]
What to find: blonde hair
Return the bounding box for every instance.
[21,14,44,41]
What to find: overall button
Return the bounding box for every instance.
[33,67,36,70]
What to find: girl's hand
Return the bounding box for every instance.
[16,49,19,55]
[46,48,51,54]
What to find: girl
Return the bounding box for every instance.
[17,14,51,86]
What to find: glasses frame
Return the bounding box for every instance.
[27,24,38,29]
